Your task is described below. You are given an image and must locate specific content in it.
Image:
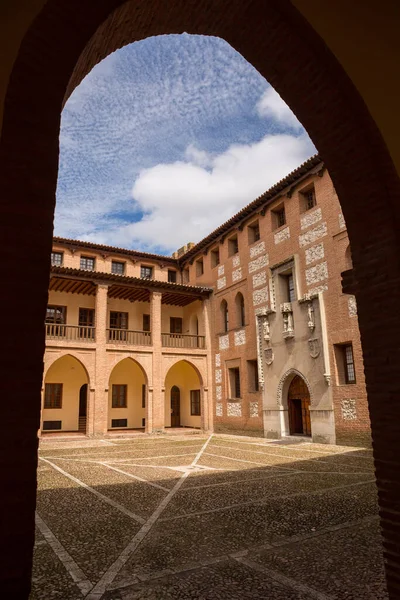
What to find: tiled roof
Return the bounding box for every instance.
[50,266,212,295]
[53,237,178,264]
[177,154,322,263]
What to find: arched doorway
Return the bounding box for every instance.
[164,360,203,428]
[42,355,89,433]
[108,358,148,430]
[287,375,311,436]
[170,386,180,427]
[78,383,88,432]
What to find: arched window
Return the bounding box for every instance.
[345,244,353,270]
[235,292,245,327]
[221,300,229,333]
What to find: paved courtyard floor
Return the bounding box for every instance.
[31,433,388,599]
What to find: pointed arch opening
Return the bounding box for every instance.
[42,354,89,434]
[164,360,203,429]
[235,292,245,328]
[108,357,148,431]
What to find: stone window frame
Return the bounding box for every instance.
[51,251,63,266]
[210,247,220,268]
[334,342,357,385]
[228,234,239,257]
[271,203,286,230]
[248,219,261,245]
[111,260,125,275]
[140,264,153,280]
[299,182,317,213]
[196,257,204,277]
[167,269,177,283]
[80,255,96,271]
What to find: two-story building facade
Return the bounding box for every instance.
[42,155,370,446]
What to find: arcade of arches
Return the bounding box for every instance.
[1,0,400,598]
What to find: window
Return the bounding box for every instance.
[51,251,63,266]
[287,273,296,302]
[79,308,95,339]
[221,299,229,333]
[190,390,201,416]
[44,383,63,409]
[140,265,153,279]
[80,255,95,271]
[229,367,241,399]
[43,421,62,430]
[235,293,245,327]
[142,384,146,408]
[343,344,356,383]
[183,268,190,283]
[143,314,150,331]
[111,418,127,428]
[211,247,220,268]
[196,258,204,277]
[272,205,286,229]
[335,343,356,384]
[228,235,239,256]
[110,311,128,329]
[248,221,260,244]
[111,260,125,275]
[300,185,316,211]
[247,360,259,392]
[168,270,177,283]
[170,317,183,334]
[46,305,66,323]
[112,384,127,408]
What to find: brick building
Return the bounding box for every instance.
[43,155,370,446]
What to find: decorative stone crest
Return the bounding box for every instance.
[308,337,320,358]
[262,317,270,341]
[264,347,274,365]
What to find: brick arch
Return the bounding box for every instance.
[163,358,205,388]
[43,352,92,386]
[107,356,149,386]
[2,0,400,597]
[277,368,313,408]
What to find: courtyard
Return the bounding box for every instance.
[32,433,386,599]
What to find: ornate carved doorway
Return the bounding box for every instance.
[287,376,311,436]
[171,385,181,427]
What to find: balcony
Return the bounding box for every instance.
[107,328,152,346]
[45,324,95,341]
[161,333,206,349]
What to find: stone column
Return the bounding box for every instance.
[93,283,109,436]
[150,291,163,432]
[202,298,213,432]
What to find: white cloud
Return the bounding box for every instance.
[91,132,315,252]
[256,87,302,131]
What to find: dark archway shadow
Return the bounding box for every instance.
[1,1,400,596]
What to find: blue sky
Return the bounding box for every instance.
[56,34,315,255]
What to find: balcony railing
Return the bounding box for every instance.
[107,328,152,345]
[162,333,206,349]
[45,324,95,341]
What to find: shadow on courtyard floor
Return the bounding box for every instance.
[31,438,387,600]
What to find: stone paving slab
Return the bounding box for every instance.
[36,468,141,582]
[31,433,386,600]
[104,558,312,600]
[48,460,168,518]
[249,518,387,599]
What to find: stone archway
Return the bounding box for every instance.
[164,360,203,429]
[42,354,89,434]
[2,1,400,596]
[287,375,311,436]
[108,357,148,431]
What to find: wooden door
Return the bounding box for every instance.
[79,384,87,417]
[287,375,311,436]
[171,386,180,427]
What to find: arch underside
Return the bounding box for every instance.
[2,0,400,596]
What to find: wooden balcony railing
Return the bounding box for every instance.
[45,324,95,341]
[107,328,152,345]
[161,333,206,349]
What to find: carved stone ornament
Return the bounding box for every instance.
[307,302,315,331]
[280,302,292,313]
[262,317,270,341]
[308,337,320,358]
[264,347,274,365]
[324,373,331,386]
